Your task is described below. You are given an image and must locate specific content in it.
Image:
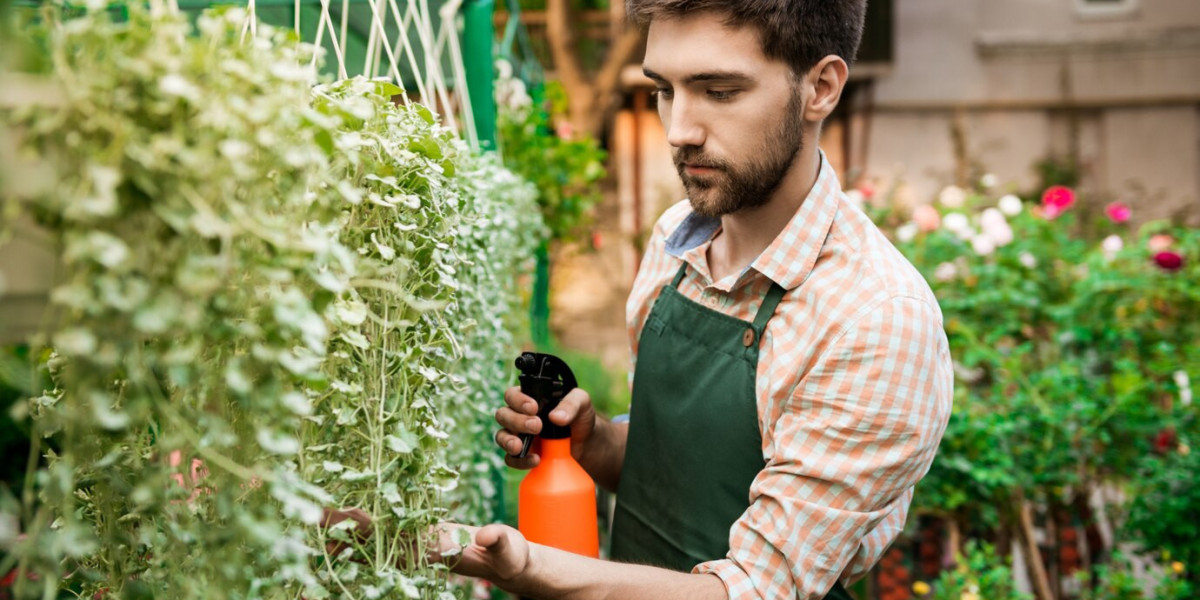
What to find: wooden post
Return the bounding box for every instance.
[1018,495,1056,600]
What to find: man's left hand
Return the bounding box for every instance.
[435,523,533,590]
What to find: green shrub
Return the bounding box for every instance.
[912,541,1030,600]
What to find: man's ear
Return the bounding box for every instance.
[804,56,849,123]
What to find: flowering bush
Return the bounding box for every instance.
[866,176,1199,590]
[0,5,541,599]
[494,62,606,244]
[1074,553,1193,600]
[912,542,1030,600]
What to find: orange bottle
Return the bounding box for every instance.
[513,353,599,557]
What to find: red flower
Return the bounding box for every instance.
[1105,202,1131,224]
[1154,427,1177,453]
[858,181,877,199]
[1041,185,1075,219]
[1154,251,1184,271]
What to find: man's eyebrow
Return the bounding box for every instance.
[642,67,753,85]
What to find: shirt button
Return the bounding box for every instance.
[742,328,755,347]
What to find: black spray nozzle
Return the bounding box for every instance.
[512,352,577,459]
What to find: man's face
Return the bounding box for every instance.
[643,12,806,218]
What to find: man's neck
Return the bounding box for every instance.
[706,147,821,283]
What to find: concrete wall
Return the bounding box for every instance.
[862,0,1200,220]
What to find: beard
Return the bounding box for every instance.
[674,92,805,218]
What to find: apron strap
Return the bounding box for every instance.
[670,262,689,288]
[751,282,787,333]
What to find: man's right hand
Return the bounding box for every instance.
[494,386,598,471]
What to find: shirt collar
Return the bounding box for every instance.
[663,150,843,291]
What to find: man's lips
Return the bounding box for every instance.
[682,163,721,175]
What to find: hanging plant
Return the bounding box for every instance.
[1,4,544,599]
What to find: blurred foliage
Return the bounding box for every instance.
[496,66,606,244]
[1075,553,1194,600]
[1123,429,1200,586]
[914,541,1030,600]
[866,166,1200,589]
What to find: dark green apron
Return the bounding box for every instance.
[610,263,853,600]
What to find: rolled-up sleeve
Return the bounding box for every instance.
[694,295,953,600]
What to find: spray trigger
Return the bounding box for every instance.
[512,352,578,459]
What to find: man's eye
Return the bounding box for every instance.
[653,88,674,100]
[707,89,739,101]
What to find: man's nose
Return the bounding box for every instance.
[664,99,705,148]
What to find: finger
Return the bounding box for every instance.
[548,388,593,426]
[321,507,373,540]
[495,428,531,456]
[474,524,527,581]
[495,407,542,436]
[474,523,509,550]
[503,386,538,415]
[503,452,541,470]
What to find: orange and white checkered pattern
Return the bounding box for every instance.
[626,154,953,600]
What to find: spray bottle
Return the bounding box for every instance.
[512,352,599,558]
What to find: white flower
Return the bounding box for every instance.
[980,173,998,189]
[1019,252,1037,268]
[939,185,967,208]
[971,234,996,256]
[934,262,958,281]
[1101,234,1123,260]
[53,328,97,356]
[998,194,1023,216]
[896,222,919,243]
[159,74,198,98]
[495,58,513,80]
[943,212,970,234]
[980,208,1014,247]
[1176,371,1192,406]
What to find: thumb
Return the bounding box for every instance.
[474,524,529,581]
[549,388,594,439]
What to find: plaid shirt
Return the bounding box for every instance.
[625,154,953,600]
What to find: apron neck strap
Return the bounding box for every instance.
[671,262,786,331]
[670,262,689,288]
[751,282,787,332]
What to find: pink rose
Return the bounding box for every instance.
[913,204,941,232]
[1105,202,1131,223]
[1154,251,1184,271]
[1041,185,1076,219]
[1148,234,1175,253]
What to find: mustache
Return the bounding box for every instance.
[673,146,727,170]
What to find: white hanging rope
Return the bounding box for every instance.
[238,0,474,145]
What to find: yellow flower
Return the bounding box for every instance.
[913,581,931,596]
[961,592,980,600]
[1171,561,1185,575]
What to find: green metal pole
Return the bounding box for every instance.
[461,0,508,529]
[461,0,497,152]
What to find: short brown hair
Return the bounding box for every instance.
[626,0,868,76]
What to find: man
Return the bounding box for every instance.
[460,1,953,598]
